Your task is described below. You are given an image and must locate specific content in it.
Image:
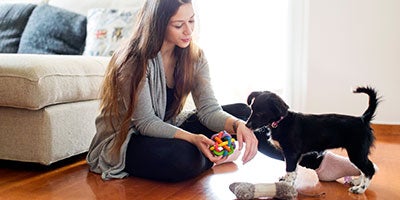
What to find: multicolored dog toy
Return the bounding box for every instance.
[209,131,236,157]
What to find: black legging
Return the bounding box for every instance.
[124,103,322,182]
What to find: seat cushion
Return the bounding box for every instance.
[0,54,110,110]
[0,100,100,165]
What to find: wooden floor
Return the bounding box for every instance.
[1,128,400,199]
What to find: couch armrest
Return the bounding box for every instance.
[0,53,110,110]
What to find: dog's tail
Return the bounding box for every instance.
[353,86,380,123]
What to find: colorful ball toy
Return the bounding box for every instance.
[209,131,236,157]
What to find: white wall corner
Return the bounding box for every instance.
[286,0,309,112]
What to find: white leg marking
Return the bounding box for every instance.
[350,176,362,186]
[349,172,371,194]
[280,171,297,186]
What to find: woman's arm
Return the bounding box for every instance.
[131,72,180,138]
[191,56,231,131]
[192,56,258,164]
[224,117,258,164]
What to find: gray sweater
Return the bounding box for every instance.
[86,52,231,180]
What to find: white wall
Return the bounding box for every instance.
[302,0,400,124]
[196,0,289,105]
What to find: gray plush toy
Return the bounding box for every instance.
[229,182,297,200]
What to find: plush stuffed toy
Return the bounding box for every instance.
[229,182,297,200]
[229,166,321,199]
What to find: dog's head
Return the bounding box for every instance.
[245,91,289,130]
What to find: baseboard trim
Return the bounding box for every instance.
[371,124,400,136]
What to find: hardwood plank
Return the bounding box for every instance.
[372,123,400,136]
[1,125,399,199]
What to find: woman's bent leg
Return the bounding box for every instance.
[124,135,213,182]
[221,103,252,121]
[179,103,251,138]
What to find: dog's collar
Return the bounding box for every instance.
[270,116,285,128]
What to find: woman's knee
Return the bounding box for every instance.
[222,103,251,120]
[125,136,211,181]
[174,140,213,168]
[158,140,213,182]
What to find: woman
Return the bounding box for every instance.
[87,0,361,182]
[86,0,257,182]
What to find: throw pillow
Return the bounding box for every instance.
[0,3,37,53]
[18,4,87,55]
[47,0,145,16]
[0,0,45,4]
[83,8,139,56]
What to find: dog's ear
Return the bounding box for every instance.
[247,91,262,105]
[270,94,289,117]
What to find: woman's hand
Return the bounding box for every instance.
[190,134,226,163]
[174,130,224,163]
[235,121,258,164]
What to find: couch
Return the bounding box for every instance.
[0,0,143,165]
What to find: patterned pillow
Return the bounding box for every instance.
[0,3,37,53]
[48,0,145,16]
[18,4,87,55]
[83,8,139,56]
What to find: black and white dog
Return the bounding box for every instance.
[245,86,379,194]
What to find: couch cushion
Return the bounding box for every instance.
[0,100,99,165]
[83,8,139,56]
[0,3,37,53]
[18,4,87,55]
[0,54,110,110]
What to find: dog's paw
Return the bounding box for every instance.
[347,176,361,186]
[349,184,367,194]
[278,172,297,186]
[348,176,370,194]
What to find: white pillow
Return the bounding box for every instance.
[83,8,139,56]
[47,0,144,15]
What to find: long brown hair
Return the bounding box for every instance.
[99,0,201,155]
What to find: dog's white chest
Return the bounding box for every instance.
[269,138,282,150]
